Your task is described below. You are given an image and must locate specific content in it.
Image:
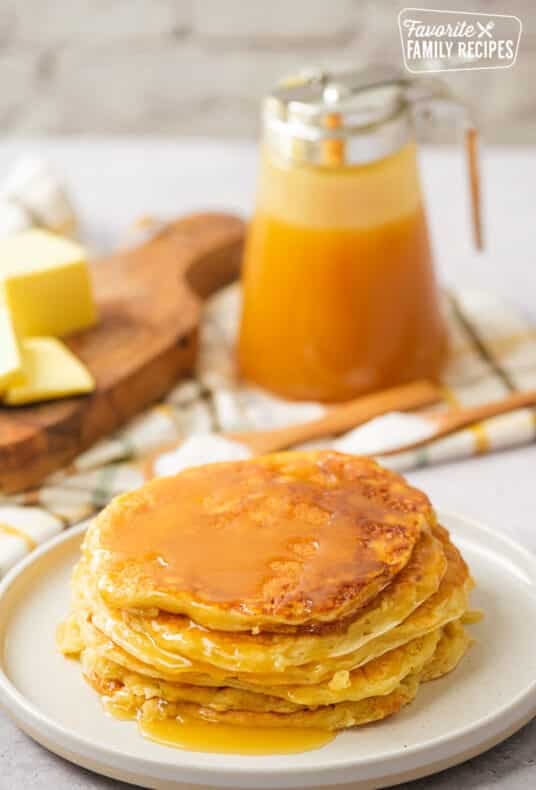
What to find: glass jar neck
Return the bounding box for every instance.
[263,105,414,168]
[256,142,424,230]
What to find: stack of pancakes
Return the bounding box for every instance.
[58,450,477,731]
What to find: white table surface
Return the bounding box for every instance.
[0,139,534,789]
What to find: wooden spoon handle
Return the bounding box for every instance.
[439,388,536,435]
[228,380,441,455]
[381,388,536,456]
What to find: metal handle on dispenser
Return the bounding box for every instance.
[405,76,484,251]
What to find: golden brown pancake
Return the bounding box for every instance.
[88,451,435,632]
[77,622,472,730]
[75,528,445,674]
[110,674,424,731]
[58,450,479,739]
[421,620,472,682]
[59,525,468,691]
[80,629,441,710]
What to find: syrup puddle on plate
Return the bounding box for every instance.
[138,715,335,755]
[104,699,334,755]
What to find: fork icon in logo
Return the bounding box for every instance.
[477,21,494,38]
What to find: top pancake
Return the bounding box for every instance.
[89,451,435,632]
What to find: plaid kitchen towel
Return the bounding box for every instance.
[1,282,535,576]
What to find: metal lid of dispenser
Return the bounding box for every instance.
[263,65,468,166]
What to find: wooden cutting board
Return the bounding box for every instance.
[0,212,246,493]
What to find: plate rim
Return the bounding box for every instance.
[0,510,535,788]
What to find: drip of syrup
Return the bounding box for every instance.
[138,714,335,755]
[104,698,334,755]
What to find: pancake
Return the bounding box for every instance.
[76,527,446,674]
[82,650,303,715]
[81,642,423,729]
[87,451,435,632]
[59,524,468,690]
[79,628,441,710]
[77,623,469,731]
[114,674,423,731]
[58,450,479,743]
[421,620,472,682]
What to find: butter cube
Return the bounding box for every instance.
[0,306,23,391]
[3,337,95,405]
[0,229,97,338]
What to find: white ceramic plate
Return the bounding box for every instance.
[0,511,535,790]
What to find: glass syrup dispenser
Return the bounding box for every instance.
[238,65,482,402]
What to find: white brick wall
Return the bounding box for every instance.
[192,0,356,42]
[0,0,533,141]
[14,0,190,43]
[0,49,41,126]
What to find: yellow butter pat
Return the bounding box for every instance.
[0,306,24,391]
[0,229,97,338]
[3,337,95,405]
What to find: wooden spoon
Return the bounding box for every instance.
[224,379,441,454]
[379,388,536,456]
[144,380,441,477]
